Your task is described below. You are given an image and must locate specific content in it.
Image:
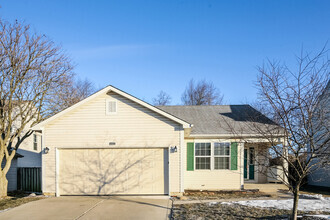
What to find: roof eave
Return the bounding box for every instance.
[188,133,286,138]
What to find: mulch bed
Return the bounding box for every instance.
[172,203,329,220]
[175,189,273,201]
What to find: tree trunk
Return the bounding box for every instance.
[0,175,8,197]
[292,190,299,220]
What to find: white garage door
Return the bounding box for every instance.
[58,148,168,195]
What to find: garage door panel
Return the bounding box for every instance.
[59,148,167,195]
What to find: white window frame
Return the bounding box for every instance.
[194,142,211,170]
[194,142,231,171]
[214,142,231,170]
[106,99,117,115]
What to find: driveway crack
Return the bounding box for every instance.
[74,199,105,220]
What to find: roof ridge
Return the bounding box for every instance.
[158,104,250,107]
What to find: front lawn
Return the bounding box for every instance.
[0,192,45,211]
[172,203,329,220]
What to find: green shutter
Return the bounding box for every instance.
[231,142,238,170]
[187,142,194,171]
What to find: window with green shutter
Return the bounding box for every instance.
[230,142,238,170]
[187,142,194,171]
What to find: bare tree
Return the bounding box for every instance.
[253,47,329,219]
[152,90,171,106]
[0,20,74,196]
[181,79,224,105]
[46,77,95,115]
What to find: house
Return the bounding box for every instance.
[307,81,330,188]
[32,85,286,196]
[1,152,23,191]
[2,119,42,192]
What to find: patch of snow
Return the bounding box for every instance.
[300,194,325,200]
[304,214,330,219]
[208,202,218,206]
[0,208,11,213]
[28,193,36,197]
[220,202,232,205]
[224,196,330,212]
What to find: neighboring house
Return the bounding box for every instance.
[32,85,285,196]
[1,120,42,192]
[308,81,330,188]
[1,152,23,191]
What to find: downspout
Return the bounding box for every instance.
[41,127,45,194]
[180,128,185,194]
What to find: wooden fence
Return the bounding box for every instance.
[17,167,41,192]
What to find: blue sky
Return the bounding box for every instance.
[1,0,329,104]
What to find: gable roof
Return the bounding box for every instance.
[158,105,284,137]
[32,85,192,130]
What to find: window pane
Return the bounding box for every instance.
[220,145,225,155]
[214,157,230,169]
[195,143,211,156]
[33,134,37,151]
[215,143,230,156]
[225,144,230,156]
[196,157,210,169]
[214,143,220,155]
[205,143,211,155]
[195,143,201,156]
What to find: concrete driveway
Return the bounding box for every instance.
[0,196,171,220]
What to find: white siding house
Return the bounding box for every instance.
[4,117,42,192]
[308,81,330,188]
[32,85,285,196]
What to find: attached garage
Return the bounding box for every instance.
[58,148,169,195]
[33,86,190,196]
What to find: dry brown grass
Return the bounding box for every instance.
[0,192,45,211]
[179,189,272,201]
[172,203,329,220]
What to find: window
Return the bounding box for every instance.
[195,143,211,170]
[214,142,230,169]
[33,134,37,151]
[106,100,117,115]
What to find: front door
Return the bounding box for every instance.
[244,147,255,180]
[249,147,255,180]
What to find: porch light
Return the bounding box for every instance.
[44,147,49,154]
[171,146,177,153]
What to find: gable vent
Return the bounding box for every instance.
[106,100,117,115]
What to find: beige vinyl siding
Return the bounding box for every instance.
[42,92,181,195]
[16,133,42,167]
[13,119,42,168]
[183,139,242,190]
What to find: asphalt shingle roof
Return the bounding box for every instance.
[158,105,280,136]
